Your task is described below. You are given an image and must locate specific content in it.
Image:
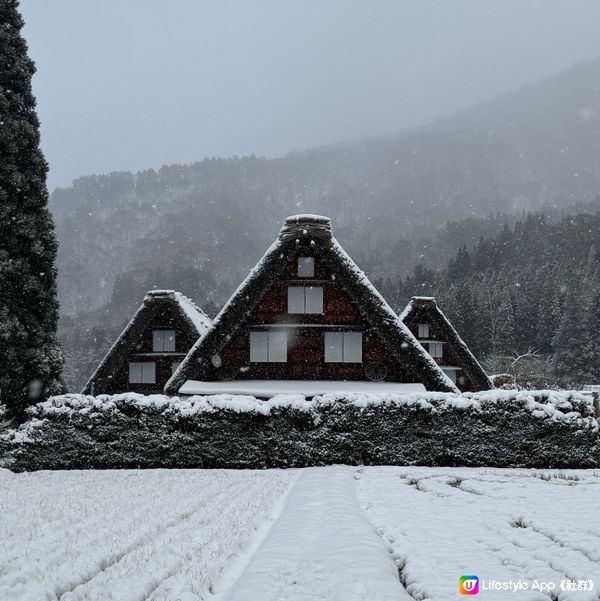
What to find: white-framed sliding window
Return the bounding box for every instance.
[428,342,443,358]
[153,329,175,352]
[129,361,156,384]
[442,367,460,384]
[324,331,363,363]
[288,286,323,314]
[297,257,315,278]
[417,323,429,338]
[250,331,288,362]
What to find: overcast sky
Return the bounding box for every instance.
[20,0,600,190]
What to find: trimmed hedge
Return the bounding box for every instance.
[1,390,598,471]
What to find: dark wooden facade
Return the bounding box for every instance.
[168,215,457,393]
[82,291,210,395]
[218,245,405,381]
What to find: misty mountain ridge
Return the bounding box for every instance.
[51,56,600,318]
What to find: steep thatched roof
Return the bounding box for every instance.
[166,215,458,394]
[399,296,493,391]
[82,290,211,394]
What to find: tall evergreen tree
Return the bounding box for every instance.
[0,1,63,416]
[495,287,516,354]
[535,273,562,354]
[552,273,590,386]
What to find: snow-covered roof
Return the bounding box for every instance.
[166,216,458,395]
[400,296,493,391]
[82,290,211,394]
[143,290,211,336]
[179,380,427,398]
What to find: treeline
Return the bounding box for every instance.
[377,212,600,387]
[51,56,600,318]
[60,206,600,391]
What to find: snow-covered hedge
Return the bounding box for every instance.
[1,390,598,470]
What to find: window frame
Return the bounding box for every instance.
[428,342,443,358]
[287,286,323,314]
[442,367,459,384]
[129,361,156,384]
[417,323,429,338]
[250,331,288,363]
[152,329,176,352]
[324,331,363,364]
[297,256,315,278]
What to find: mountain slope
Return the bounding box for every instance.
[51,57,600,317]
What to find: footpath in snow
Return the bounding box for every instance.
[218,466,410,601]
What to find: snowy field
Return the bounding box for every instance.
[1,467,600,601]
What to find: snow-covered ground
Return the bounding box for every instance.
[1,466,600,601]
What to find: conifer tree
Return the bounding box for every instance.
[0,1,63,417]
[496,287,515,354]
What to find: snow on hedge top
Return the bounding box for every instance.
[22,390,598,428]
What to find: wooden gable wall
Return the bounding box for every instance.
[210,242,423,382]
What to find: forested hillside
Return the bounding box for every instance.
[51,57,600,317]
[378,210,600,388]
[51,57,600,390]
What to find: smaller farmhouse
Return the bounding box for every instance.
[82,290,211,395]
[166,215,458,396]
[400,296,492,392]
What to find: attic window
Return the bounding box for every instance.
[324,331,362,363]
[298,257,315,277]
[129,362,156,384]
[250,331,287,362]
[418,323,429,338]
[288,286,323,314]
[153,329,175,352]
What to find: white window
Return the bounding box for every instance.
[324,331,362,363]
[298,257,315,278]
[442,367,460,384]
[171,360,182,374]
[153,329,175,352]
[129,362,156,384]
[250,331,287,362]
[428,342,443,358]
[288,286,323,314]
[418,323,429,338]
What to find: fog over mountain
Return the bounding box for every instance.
[21,0,600,189]
[51,57,600,320]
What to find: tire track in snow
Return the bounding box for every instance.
[511,518,600,565]
[142,471,297,601]
[53,503,210,599]
[56,482,251,601]
[55,474,295,601]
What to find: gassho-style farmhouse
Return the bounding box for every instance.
[83,215,493,398]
